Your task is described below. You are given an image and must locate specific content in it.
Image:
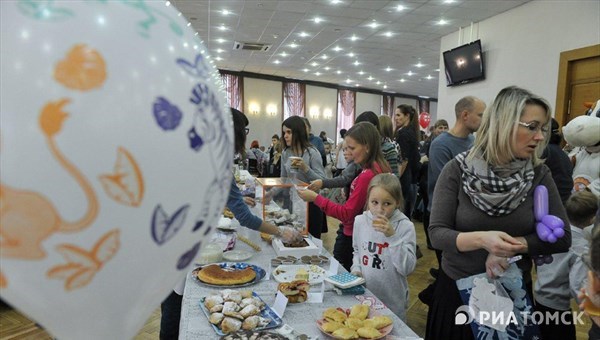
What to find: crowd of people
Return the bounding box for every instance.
[161,86,600,340]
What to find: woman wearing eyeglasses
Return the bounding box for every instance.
[425,86,571,340]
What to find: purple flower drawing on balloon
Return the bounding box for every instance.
[153,97,182,131]
[151,204,190,245]
[176,54,211,79]
[176,241,201,270]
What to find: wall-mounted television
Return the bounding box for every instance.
[443,40,485,86]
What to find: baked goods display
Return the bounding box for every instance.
[201,289,282,335]
[198,264,256,285]
[272,264,326,285]
[277,280,310,303]
[223,208,234,219]
[317,305,394,339]
[264,208,304,230]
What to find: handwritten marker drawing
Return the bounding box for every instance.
[151,204,190,245]
[176,241,201,270]
[47,229,120,291]
[153,97,182,131]
[54,44,107,91]
[17,0,74,21]
[99,147,145,207]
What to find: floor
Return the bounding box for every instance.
[0,217,592,339]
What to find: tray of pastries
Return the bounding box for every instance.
[277,280,310,303]
[193,262,265,288]
[316,304,394,339]
[201,289,282,335]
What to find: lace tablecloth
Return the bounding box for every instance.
[179,229,421,339]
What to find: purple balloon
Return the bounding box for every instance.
[534,185,549,221]
[547,233,557,243]
[541,215,564,230]
[536,222,551,241]
[544,255,554,264]
[553,227,565,238]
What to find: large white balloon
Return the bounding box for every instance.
[0,1,232,339]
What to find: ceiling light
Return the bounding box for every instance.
[165,1,170,6]
[350,35,359,41]
[419,95,430,98]
[400,78,406,82]
[444,0,455,3]
[347,52,355,57]
[368,76,373,81]
[385,67,392,72]
[353,60,360,66]
[311,62,319,67]
[289,43,298,48]
[333,46,342,52]
[218,25,227,31]
[396,4,404,11]
[222,9,230,15]
[407,71,413,76]
[324,66,331,70]
[437,19,448,25]
[435,68,440,72]
[321,55,328,60]
[426,75,433,80]
[415,62,424,68]
[358,71,364,75]
[355,84,360,87]
[368,22,378,29]
[376,81,381,85]
[331,0,342,4]
[187,22,191,27]
[215,57,222,61]
[336,70,342,74]
[303,68,309,72]
[273,60,280,64]
[215,48,224,53]
[383,85,388,89]
[346,78,352,83]
[315,72,321,76]
[384,31,393,37]
[216,38,226,43]
[299,31,309,37]
[280,52,288,57]
[314,17,322,23]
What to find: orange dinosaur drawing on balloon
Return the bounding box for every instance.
[0,99,99,263]
[47,229,120,291]
[54,44,107,91]
[99,147,145,207]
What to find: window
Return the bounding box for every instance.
[220,72,243,111]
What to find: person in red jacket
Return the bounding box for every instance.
[297,122,391,270]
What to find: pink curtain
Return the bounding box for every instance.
[283,82,305,119]
[220,72,243,111]
[337,89,356,131]
[383,95,395,117]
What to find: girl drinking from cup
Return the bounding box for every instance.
[350,173,417,321]
[297,122,390,270]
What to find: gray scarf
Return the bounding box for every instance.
[456,151,534,216]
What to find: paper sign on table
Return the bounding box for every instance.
[306,282,325,303]
[328,257,340,275]
[272,291,288,318]
[311,237,323,251]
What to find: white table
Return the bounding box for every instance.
[179,229,421,339]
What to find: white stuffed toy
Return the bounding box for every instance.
[562,104,600,193]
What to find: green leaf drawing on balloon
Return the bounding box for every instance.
[17,0,184,39]
[18,0,74,21]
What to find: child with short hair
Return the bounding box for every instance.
[534,190,598,340]
[350,173,417,321]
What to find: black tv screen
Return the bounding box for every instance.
[443,40,485,86]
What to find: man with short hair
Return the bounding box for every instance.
[419,96,486,304]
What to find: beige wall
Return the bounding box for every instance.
[305,85,337,144]
[243,78,282,148]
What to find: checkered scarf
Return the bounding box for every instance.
[456,151,534,216]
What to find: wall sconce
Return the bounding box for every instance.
[249,102,260,115]
[309,106,320,119]
[323,108,333,119]
[266,104,277,116]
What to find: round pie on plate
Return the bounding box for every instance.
[198,264,256,285]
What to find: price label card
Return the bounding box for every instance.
[272,291,288,318]
[328,257,340,275]
[311,237,323,252]
[307,283,325,303]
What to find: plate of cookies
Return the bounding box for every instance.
[316,304,393,339]
[193,262,266,288]
[200,290,282,335]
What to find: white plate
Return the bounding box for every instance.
[272,264,326,285]
[222,250,253,262]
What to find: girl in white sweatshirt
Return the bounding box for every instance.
[351,173,417,321]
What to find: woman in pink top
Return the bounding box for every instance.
[298,122,391,270]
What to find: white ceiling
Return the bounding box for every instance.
[172,0,530,99]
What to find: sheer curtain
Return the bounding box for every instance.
[383,95,395,117]
[417,99,430,115]
[283,82,305,119]
[220,72,243,111]
[337,89,356,131]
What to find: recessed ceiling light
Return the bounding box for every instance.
[419,95,430,98]
[355,84,360,87]
[444,0,455,3]
[331,0,342,4]
[273,60,280,64]
[216,38,226,43]
[336,70,342,74]
[321,55,328,60]
[400,78,406,82]
[315,72,321,76]
[396,4,404,11]
[407,71,414,76]
[314,17,323,23]
[384,31,393,37]
[333,46,342,52]
[353,60,360,66]
[347,52,355,57]
[435,68,440,72]
[383,85,388,89]
[299,31,309,37]
[376,81,381,85]
[324,66,331,70]
[350,35,359,41]
[346,78,352,83]
[358,71,364,75]
[368,76,373,81]
[215,48,224,53]
[303,68,309,72]
[311,62,319,67]
[280,52,288,57]
[368,22,378,29]
[426,75,433,80]
[289,43,298,48]
[437,19,448,25]
[215,57,222,61]
[385,66,392,72]
[222,9,230,15]
[187,22,191,27]
[218,25,227,31]
[415,62,424,67]
[165,1,170,7]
